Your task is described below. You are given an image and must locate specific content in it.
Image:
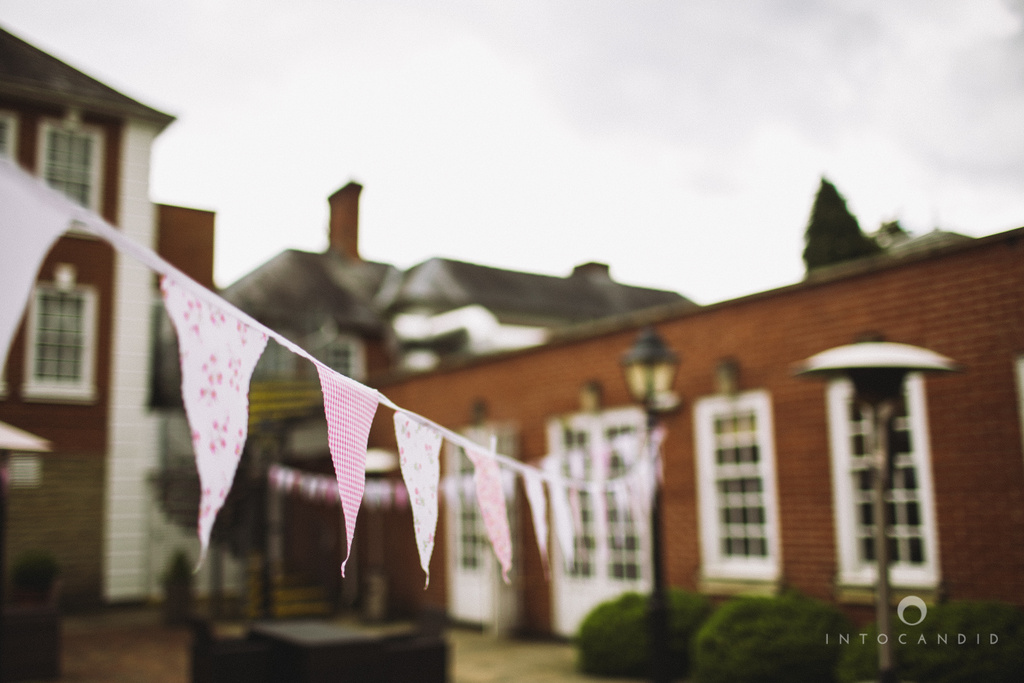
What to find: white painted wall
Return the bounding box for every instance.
[104,118,163,601]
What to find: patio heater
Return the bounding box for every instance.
[621,327,679,683]
[796,342,957,683]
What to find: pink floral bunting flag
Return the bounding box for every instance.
[161,276,268,563]
[465,446,513,583]
[394,411,443,587]
[317,364,379,576]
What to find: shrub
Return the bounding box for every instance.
[576,589,712,678]
[837,600,1024,683]
[692,592,851,683]
[12,550,60,593]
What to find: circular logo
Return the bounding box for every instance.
[897,596,928,626]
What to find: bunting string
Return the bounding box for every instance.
[0,158,665,585]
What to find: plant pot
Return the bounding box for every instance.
[164,582,194,625]
[1,604,61,681]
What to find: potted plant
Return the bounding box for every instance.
[2,550,62,681]
[11,549,60,605]
[163,549,194,625]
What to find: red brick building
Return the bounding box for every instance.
[0,26,217,607]
[365,226,1024,636]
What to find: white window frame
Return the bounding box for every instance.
[38,117,104,210]
[0,110,17,158]
[22,280,98,403]
[445,422,520,631]
[545,405,650,636]
[694,389,782,583]
[826,374,941,589]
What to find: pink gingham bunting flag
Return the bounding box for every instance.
[394,411,442,587]
[316,364,379,576]
[161,276,268,563]
[465,446,513,583]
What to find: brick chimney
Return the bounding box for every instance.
[328,181,362,259]
[571,262,611,280]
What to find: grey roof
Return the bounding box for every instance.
[884,229,974,257]
[385,258,693,325]
[0,25,174,127]
[221,249,397,337]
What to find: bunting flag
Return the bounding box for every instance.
[0,158,73,370]
[317,364,380,576]
[161,275,268,563]
[543,455,576,571]
[465,446,513,583]
[269,464,410,509]
[394,411,443,587]
[0,155,672,586]
[522,469,550,579]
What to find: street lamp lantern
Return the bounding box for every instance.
[796,341,958,683]
[621,326,680,408]
[621,326,678,683]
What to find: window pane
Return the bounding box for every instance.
[34,290,86,382]
[45,128,94,206]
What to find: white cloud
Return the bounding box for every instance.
[3,0,1022,304]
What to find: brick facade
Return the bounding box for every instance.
[366,228,1024,633]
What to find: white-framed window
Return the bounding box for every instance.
[548,407,648,582]
[316,334,365,381]
[826,375,940,589]
[545,406,650,635]
[445,423,519,628]
[0,111,17,158]
[23,266,98,402]
[38,117,104,210]
[694,390,782,583]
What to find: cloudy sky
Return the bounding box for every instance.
[4,1,1023,304]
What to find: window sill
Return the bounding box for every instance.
[21,384,97,404]
[699,576,782,597]
[834,583,943,606]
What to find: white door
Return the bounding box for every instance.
[547,406,651,636]
[446,425,519,633]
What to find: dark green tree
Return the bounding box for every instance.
[802,177,881,271]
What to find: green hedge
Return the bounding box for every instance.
[837,601,1024,683]
[576,589,712,678]
[691,592,851,683]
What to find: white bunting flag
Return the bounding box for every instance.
[394,411,443,587]
[161,275,268,563]
[0,159,74,370]
[522,468,551,579]
[543,455,576,571]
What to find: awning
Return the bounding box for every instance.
[0,420,51,452]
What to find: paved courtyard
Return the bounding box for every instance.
[55,607,639,683]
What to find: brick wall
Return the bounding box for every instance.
[367,228,1024,633]
[6,451,106,609]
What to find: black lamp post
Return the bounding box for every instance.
[621,327,679,683]
[797,342,957,683]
